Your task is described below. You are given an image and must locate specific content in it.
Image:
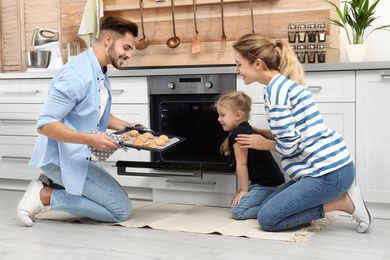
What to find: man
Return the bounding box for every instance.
[17,16,139,226]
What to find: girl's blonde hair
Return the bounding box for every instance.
[232,33,305,86]
[216,91,252,156]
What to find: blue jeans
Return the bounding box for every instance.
[41,162,132,223]
[257,162,355,231]
[232,184,277,220]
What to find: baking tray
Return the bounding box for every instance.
[114,128,186,152]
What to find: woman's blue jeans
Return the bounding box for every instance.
[232,184,277,220]
[41,162,132,223]
[257,162,355,231]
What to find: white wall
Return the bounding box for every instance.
[339,0,390,62]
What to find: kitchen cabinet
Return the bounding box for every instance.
[356,70,390,204]
[0,79,52,190]
[151,174,237,207]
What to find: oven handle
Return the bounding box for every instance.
[166,179,216,186]
[117,166,203,178]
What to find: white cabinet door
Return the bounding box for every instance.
[110,77,148,104]
[356,70,390,203]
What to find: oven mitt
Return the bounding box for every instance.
[88,131,127,162]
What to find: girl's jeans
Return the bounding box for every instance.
[231,184,277,220]
[41,162,132,223]
[257,162,355,231]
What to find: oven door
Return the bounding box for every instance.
[150,94,232,169]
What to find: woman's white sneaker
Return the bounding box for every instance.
[17,180,50,227]
[347,186,373,233]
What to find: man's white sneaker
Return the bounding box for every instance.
[347,186,373,233]
[17,180,50,227]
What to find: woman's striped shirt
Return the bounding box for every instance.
[263,73,352,180]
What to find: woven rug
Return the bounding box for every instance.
[36,200,337,243]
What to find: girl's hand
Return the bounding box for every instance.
[236,134,268,150]
[231,190,248,208]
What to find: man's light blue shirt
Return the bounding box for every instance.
[29,48,112,195]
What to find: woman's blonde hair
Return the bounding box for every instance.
[232,33,305,85]
[216,91,252,156]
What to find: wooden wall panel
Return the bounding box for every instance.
[1,0,340,71]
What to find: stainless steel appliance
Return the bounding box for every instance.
[116,73,236,178]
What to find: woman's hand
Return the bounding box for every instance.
[236,133,276,151]
[231,190,248,208]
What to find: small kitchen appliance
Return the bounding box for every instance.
[26,27,63,71]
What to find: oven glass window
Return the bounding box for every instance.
[151,95,230,165]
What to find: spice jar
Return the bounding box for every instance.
[317,45,326,63]
[307,24,316,42]
[297,24,307,43]
[288,24,297,43]
[296,45,306,63]
[318,23,326,42]
[307,45,316,63]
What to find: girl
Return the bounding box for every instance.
[216,91,285,219]
[232,33,372,233]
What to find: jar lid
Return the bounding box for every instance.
[318,23,326,28]
[290,45,296,50]
[308,24,316,29]
[288,24,296,29]
[307,45,316,49]
[298,24,306,29]
[297,45,306,49]
[317,45,326,49]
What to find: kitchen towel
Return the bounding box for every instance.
[78,0,104,47]
[35,200,338,243]
[88,131,127,162]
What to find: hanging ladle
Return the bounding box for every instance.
[250,0,255,33]
[166,0,180,48]
[220,0,227,49]
[135,0,150,50]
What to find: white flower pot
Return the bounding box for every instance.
[345,44,367,62]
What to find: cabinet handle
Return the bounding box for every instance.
[2,156,31,160]
[308,86,323,91]
[0,90,40,94]
[111,89,125,94]
[0,119,36,122]
[381,73,390,79]
[166,179,216,186]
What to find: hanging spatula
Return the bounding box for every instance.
[191,0,201,53]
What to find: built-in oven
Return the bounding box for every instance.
[116,73,236,178]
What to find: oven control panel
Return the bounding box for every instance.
[148,74,236,95]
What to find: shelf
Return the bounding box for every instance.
[104,0,265,12]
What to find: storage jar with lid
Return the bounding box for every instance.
[307,45,316,63]
[297,24,307,43]
[296,45,306,63]
[318,23,326,42]
[307,24,316,42]
[288,24,297,43]
[317,45,326,63]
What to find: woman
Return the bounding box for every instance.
[232,33,372,233]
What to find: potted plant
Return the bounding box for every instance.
[325,0,390,61]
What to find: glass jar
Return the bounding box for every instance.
[318,23,326,42]
[297,24,307,43]
[317,45,326,63]
[307,24,316,42]
[307,45,316,63]
[288,24,297,43]
[296,45,306,63]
